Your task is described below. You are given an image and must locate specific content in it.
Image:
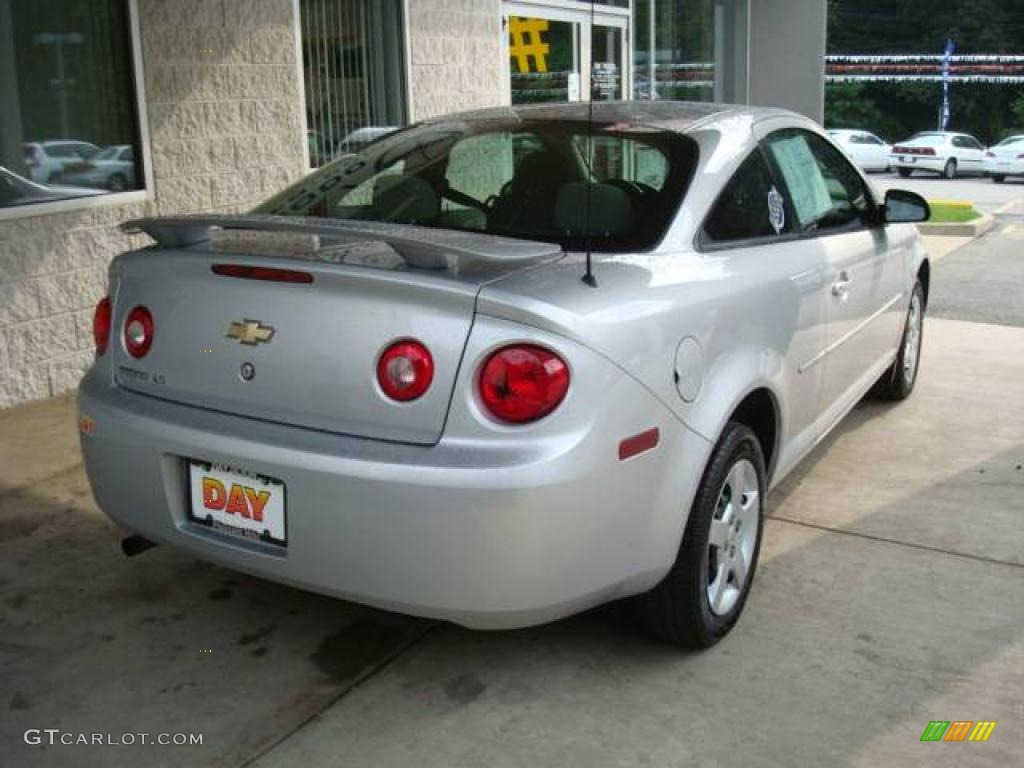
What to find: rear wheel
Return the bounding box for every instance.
[637,422,765,648]
[898,168,912,178]
[942,159,957,179]
[993,174,1006,184]
[873,280,924,401]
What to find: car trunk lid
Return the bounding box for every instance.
[109,217,562,444]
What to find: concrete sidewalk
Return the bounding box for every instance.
[2,317,1022,768]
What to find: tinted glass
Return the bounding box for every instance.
[634,0,716,102]
[764,129,873,233]
[2,0,142,208]
[703,150,790,243]
[257,119,698,252]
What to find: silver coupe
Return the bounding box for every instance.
[78,102,931,647]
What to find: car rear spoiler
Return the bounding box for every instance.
[121,214,562,270]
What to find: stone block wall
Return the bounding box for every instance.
[0,0,306,408]
[407,0,506,120]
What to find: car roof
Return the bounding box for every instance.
[419,100,792,134]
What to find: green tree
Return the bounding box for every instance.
[827,0,1024,142]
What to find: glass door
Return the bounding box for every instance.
[591,23,624,100]
[503,2,629,105]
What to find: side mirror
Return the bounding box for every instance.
[884,189,930,224]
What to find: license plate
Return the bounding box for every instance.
[899,157,915,164]
[187,461,286,545]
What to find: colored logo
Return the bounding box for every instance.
[226,319,274,345]
[508,17,549,74]
[920,721,997,742]
[202,477,271,522]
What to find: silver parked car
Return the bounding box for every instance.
[59,144,137,191]
[78,102,931,648]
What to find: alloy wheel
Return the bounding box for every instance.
[903,291,922,385]
[706,458,760,616]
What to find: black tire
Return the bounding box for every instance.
[897,168,912,178]
[942,159,957,179]
[637,422,766,648]
[873,280,925,401]
[993,174,1006,184]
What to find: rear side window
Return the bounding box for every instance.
[702,150,791,244]
[763,129,873,233]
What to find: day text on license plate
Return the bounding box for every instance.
[187,461,286,545]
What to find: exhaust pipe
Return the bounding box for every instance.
[121,534,157,557]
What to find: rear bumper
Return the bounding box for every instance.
[984,159,1024,176]
[78,362,710,629]
[892,155,946,173]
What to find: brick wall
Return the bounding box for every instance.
[407,0,505,121]
[0,0,305,409]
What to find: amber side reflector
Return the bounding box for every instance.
[212,264,314,284]
[618,428,660,461]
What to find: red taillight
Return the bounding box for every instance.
[212,264,314,284]
[377,340,434,402]
[123,305,154,358]
[479,344,569,424]
[92,297,111,355]
[894,146,935,156]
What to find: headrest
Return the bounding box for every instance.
[555,182,633,237]
[372,174,439,224]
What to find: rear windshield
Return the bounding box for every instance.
[996,136,1024,147]
[907,135,946,146]
[256,118,698,252]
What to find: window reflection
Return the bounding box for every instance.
[0,0,143,208]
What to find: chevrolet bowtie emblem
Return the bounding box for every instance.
[227,320,275,345]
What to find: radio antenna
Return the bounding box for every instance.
[581,0,597,288]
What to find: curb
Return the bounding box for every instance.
[916,213,995,238]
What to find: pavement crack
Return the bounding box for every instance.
[767,515,1024,570]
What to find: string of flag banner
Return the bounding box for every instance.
[826,51,1024,83]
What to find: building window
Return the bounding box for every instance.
[300,0,407,168]
[0,0,145,212]
[634,0,716,102]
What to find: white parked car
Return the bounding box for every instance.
[827,129,892,172]
[891,131,987,179]
[337,126,400,155]
[983,134,1024,183]
[59,145,137,191]
[23,140,100,183]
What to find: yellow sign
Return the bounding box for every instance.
[509,17,549,74]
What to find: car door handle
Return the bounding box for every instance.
[832,273,851,299]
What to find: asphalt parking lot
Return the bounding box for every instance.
[2,232,1022,767]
